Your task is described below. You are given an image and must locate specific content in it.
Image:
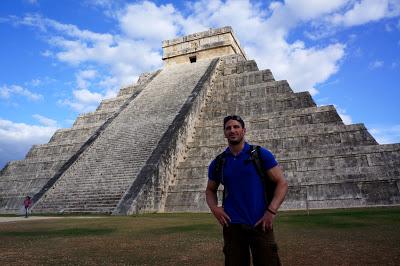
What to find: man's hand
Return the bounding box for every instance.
[255,210,275,231]
[206,180,231,226]
[211,206,231,226]
[254,164,288,231]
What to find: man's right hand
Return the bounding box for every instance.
[211,206,231,226]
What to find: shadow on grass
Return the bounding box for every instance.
[0,227,115,238]
[148,223,217,235]
[277,207,400,229]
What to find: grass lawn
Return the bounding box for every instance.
[0,207,399,265]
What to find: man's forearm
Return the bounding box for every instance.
[206,189,219,211]
[268,180,288,212]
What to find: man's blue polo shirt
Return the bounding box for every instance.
[208,142,278,226]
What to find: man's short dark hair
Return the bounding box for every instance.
[223,115,245,129]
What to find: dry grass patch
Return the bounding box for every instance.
[0,208,399,265]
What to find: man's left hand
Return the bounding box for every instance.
[255,210,275,231]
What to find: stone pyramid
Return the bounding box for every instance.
[1,27,399,215]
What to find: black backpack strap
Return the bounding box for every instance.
[213,152,227,206]
[249,145,276,205]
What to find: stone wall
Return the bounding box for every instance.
[163,26,246,65]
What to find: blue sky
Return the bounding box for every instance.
[0,0,399,168]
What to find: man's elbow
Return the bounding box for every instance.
[279,178,288,191]
[206,186,217,195]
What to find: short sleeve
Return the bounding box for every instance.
[208,159,220,182]
[259,147,278,170]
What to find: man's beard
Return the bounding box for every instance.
[228,137,243,145]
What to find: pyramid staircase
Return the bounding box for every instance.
[31,59,218,214]
[164,54,400,211]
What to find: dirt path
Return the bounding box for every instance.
[0,216,103,223]
[0,216,63,223]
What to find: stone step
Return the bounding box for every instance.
[49,125,99,144]
[116,71,160,97]
[25,142,82,159]
[50,183,130,193]
[284,179,400,209]
[36,195,123,209]
[164,191,209,212]
[166,177,400,211]
[217,69,275,88]
[35,206,115,214]
[40,194,123,204]
[0,176,52,190]
[206,90,306,109]
[170,163,400,193]
[35,199,121,213]
[196,105,341,128]
[220,54,247,65]
[41,202,119,208]
[73,108,119,127]
[96,95,130,112]
[201,92,316,118]
[117,84,141,97]
[182,142,395,171]
[1,157,69,176]
[70,121,104,130]
[221,59,259,76]
[287,165,400,185]
[172,144,399,191]
[210,80,293,100]
[193,112,343,139]
[189,123,376,148]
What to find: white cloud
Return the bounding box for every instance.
[76,69,97,89]
[369,60,384,69]
[41,50,53,57]
[73,88,103,104]
[285,0,348,20]
[0,118,58,168]
[336,107,353,125]
[0,85,43,101]
[119,1,181,44]
[30,79,42,87]
[369,125,400,144]
[26,76,56,87]
[330,0,400,27]
[59,88,105,113]
[32,114,58,127]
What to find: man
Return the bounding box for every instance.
[206,115,288,266]
[23,196,32,218]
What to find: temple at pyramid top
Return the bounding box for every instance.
[162,26,247,65]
